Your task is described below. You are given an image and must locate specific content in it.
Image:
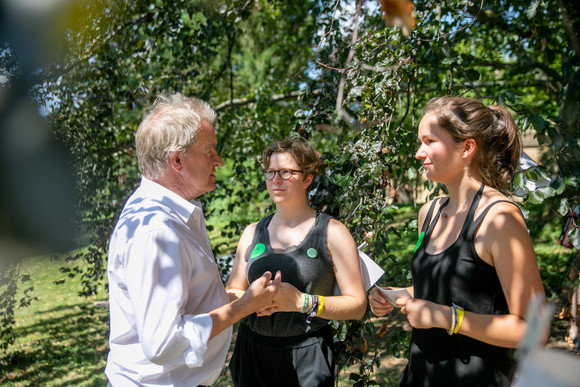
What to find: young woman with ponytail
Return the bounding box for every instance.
[369,96,546,386]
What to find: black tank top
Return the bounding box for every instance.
[242,212,336,337]
[401,184,515,387]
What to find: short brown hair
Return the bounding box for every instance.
[262,137,319,180]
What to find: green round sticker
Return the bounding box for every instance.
[307,248,318,258]
[250,243,266,259]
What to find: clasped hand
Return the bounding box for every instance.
[256,282,301,317]
[242,271,282,315]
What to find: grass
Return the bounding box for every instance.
[1,203,578,386]
[1,255,109,386]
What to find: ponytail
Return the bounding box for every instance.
[482,105,521,192]
[424,96,522,193]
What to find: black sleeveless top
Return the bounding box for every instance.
[242,212,336,337]
[401,184,515,387]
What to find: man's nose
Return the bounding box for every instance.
[214,151,222,166]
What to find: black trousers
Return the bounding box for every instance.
[230,323,335,387]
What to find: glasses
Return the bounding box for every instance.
[264,169,303,180]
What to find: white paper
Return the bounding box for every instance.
[333,242,385,295]
[375,287,411,307]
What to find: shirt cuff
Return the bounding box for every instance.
[182,313,212,368]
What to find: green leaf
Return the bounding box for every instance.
[460,54,474,67]
[557,198,570,216]
[554,178,567,195]
[349,373,362,381]
[536,186,555,198]
[571,228,580,250]
[512,172,524,191]
[504,91,515,102]
[517,204,529,220]
[530,113,546,133]
[180,11,191,26]
[191,12,208,27]
[527,1,539,18]
[498,94,505,106]
[527,191,544,204]
[465,69,480,81]
[442,57,457,65]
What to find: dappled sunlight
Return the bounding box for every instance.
[3,302,109,386]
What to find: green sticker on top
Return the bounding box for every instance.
[250,243,266,259]
[413,231,425,253]
[307,248,318,258]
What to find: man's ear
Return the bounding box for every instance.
[462,138,477,159]
[168,151,183,172]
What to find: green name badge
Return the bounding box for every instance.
[250,243,266,259]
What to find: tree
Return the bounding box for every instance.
[1,0,579,383]
[296,1,580,381]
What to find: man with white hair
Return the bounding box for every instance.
[105,93,281,386]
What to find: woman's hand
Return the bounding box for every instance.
[399,298,449,330]
[256,282,302,317]
[369,287,395,317]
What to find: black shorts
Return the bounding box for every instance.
[230,323,335,387]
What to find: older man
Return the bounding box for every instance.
[105,94,280,386]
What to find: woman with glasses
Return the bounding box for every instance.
[226,138,367,387]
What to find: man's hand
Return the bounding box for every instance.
[241,271,282,315]
[208,271,282,340]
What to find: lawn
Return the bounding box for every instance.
[1,202,578,386]
[0,255,109,386]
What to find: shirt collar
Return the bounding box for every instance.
[139,177,203,224]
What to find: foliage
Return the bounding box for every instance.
[1,0,580,384]
[0,262,36,356]
[296,1,580,379]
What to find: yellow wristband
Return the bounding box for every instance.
[316,295,325,316]
[453,304,464,334]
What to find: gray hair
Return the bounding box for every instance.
[135,93,216,180]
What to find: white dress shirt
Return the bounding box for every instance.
[105,177,232,386]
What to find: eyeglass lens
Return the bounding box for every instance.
[265,169,298,180]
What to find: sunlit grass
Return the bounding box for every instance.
[1,255,109,386]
